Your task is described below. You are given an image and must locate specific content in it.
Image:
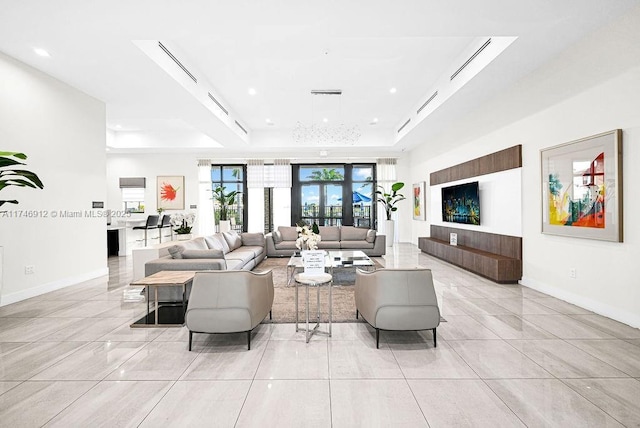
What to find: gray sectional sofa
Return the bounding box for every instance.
[265,225,385,257]
[145,231,266,301]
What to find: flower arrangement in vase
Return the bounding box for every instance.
[296,223,321,250]
[170,212,196,237]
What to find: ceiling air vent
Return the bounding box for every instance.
[311,89,342,95]
[450,38,491,81]
[208,92,229,115]
[158,41,197,84]
[397,118,411,134]
[417,91,439,115]
[235,120,248,135]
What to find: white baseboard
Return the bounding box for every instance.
[520,276,640,329]
[0,267,109,306]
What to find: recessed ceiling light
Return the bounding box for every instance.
[370,118,379,125]
[323,118,328,123]
[248,88,257,96]
[389,87,397,94]
[265,118,275,126]
[33,47,50,57]
[115,124,122,129]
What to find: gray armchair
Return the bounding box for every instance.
[355,268,440,348]
[185,270,274,351]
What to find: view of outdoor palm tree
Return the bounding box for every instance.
[302,167,344,181]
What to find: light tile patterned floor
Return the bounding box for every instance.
[0,244,639,427]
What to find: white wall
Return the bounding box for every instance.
[430,169,522,237]
[404,10,640,327]
[0,52,107,304]
[106,153,200,226]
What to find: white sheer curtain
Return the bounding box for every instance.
[197,159,215,236]
[246,159,292,231]
[376,158,398,242]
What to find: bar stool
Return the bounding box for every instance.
[133,215,159,246]
[157,214,173,242]
[294,272,332,343]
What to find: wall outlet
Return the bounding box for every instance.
[569,268,576,279]
[25,265,35,275]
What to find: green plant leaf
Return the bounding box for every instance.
[0,200,19,207]
[0,158,25,168]
[0,152,27,159]
[391,182,405,192]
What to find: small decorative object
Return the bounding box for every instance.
[412,182,426,220]
[0,151,44,208]
[170,212,195,236]
[157,207,164,215]
[376,182,405,247]
[450,233,458,246]
[212,185,238,232]
[157,176,185,210]
[541,129,622,242]
[296,223,321,250]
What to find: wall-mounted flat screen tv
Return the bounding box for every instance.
[442,181,480,225]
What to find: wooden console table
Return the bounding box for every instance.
[419,226,522,283]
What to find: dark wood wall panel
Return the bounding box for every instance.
[430,145,522,186]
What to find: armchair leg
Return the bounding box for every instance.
[356,309,359,319]
[376,328,380,349]
[433,328,437,348]
[269,310,272,320]
[247,331,251,350]
[188,331,193,351]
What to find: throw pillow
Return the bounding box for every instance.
[181,249,225,259]
[223,231,242,251]
[366,229,376,243]
[181,237,208,250]
[205,233,230,254]
[272,230,283,244]
[168,245,185,259]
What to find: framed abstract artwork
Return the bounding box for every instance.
[157,176,185,210]
[541,129,622,242]
[413,181,426,220]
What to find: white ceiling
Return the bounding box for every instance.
[0,0,636,156]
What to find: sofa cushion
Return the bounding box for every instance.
[274,241,298,250]
[205,234,231,254]
[318,226,340,241]
[317,241,341,249]
[341,240,374,249]
[225,249,255,265]
[366,229,376,243]
[168,245,185,259]
[341,226,367,241]
[278,226,298,241]
[184,237,208,250]
[272,230,283,244]
[223,231,242,251]
[242,245,265,258]
[181,249,225,259]
[242,233,265,247]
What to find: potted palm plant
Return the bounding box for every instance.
[213,185,238,233]
[376,182,405,247]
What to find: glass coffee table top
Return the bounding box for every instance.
[327,250,374,269]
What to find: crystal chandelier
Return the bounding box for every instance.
[292,90,362,145]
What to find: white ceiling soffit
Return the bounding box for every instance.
[133,40,250,146]
[395,36,516,142]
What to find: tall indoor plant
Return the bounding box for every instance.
[376,182,405,247]
[212,185,237,232]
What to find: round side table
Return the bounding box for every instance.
[294,272,333,343]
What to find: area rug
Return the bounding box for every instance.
[253,256,384,323]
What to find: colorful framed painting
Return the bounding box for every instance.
[157,176,185,210]
[541,129,622,242]
[413,181,426,220]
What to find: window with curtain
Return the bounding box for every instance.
[211,165,247,232]
[292,163,376,228]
